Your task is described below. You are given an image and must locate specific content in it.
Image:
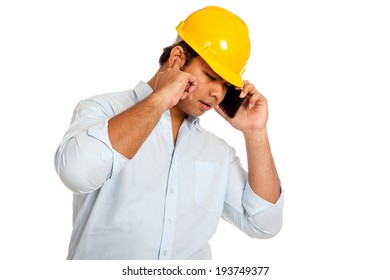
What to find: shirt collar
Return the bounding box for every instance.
[186,115,200,130]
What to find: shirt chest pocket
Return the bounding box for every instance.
[194,161,227,213]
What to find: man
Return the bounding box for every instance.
[55,6,284,260]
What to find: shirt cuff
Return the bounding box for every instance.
[243,182,284,216]
[87,118,129,178]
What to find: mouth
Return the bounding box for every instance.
[199,101,213,111]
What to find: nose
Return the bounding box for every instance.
[210,83,225,101]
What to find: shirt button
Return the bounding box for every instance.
[167,219,172,224]
[163,250,167,256]
[169,188,174,194]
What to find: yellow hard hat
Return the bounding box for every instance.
[176,6,250,87]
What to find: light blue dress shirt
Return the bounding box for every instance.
[55,81,284,260]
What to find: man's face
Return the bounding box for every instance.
[175,56,230,117]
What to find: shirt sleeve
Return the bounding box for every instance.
[222,149,284,239]
[54,98,129,194]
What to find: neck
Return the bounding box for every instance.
[147,65,166,89]
[170,106,186,146]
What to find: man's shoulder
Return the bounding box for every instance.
[197,125,231,147]
[80,89,137,115]
[85,81,151,109]
[192,125,238,162]
[87,89,134,104]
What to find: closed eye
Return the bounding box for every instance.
[224,82,232,88]
[205,71,231,89]
[205,72,217,81]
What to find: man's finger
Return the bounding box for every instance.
[248,93,260,109]
[186,75,198,93]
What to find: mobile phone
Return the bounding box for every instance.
[219,86,244,118]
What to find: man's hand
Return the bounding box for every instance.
[215,80,268,134]
[153,58,198,110]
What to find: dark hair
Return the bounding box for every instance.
[159,40,199,67]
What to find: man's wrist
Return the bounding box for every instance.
[242,127,268,139]
[149,91,170,112]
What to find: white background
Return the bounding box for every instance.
[1,0,389,279]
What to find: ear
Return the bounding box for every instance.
[168,46,186,69]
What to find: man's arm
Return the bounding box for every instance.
[55,57,197,193]
[108,57,197,159]
[216,80,282,238]
[244,129,281,203]
[108,93,167,159]
[215,80,281,203]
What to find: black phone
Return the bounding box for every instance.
[219,86,244,118]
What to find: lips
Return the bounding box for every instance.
[200,101,213,111]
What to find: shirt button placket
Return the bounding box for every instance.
[158,159,178,260]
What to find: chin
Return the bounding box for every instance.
[191,110,206,117]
